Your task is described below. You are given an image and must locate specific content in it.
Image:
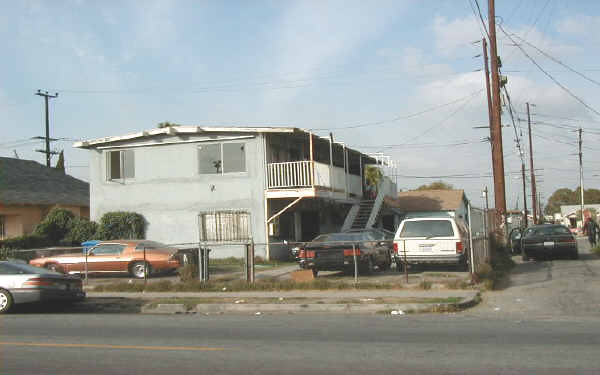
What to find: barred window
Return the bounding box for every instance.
[199,211,250,242]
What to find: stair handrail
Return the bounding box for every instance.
[366,179,391,228]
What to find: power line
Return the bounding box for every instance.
[311,89,483,131]
[499,24,600,117]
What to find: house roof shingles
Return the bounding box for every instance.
[0,157,89,207]
[384,189,466,212]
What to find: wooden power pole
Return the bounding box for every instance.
[488,0,507,222]
[35,90,59,167]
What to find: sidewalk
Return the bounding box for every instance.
[86,289,480,315]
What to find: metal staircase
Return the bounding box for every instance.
[341,178,391,231]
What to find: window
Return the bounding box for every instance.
[199,211,250,242]
[198,142,246,174]
[0,215,5,240]
[400,220,455,238]
[107,150,135,180]
[91,244,125,255]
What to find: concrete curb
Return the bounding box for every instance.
[140,294,480,315]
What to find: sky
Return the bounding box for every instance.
[2,0,600,211]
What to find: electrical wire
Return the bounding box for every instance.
[500,24,600,117]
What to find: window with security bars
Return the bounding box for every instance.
[199,211,251,242]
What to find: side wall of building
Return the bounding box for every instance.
[88,134,267,258]
[0,204,88,239]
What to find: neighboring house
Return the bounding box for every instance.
[0,157,90,239]
[74,126,397,259]
[559,204,600,228]
[385,189,469,220]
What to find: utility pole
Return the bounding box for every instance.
[527,103,537,224]
[521,162,528,228]
[488,0,507,225]
[35,90,59,167]
[579,127,585,223]
[482,38,493,129]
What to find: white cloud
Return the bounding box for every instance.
[432,16,481,57]
[259,0,406,118]
[377,46,454,78]
[556,15,600,38]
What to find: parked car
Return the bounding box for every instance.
[29,240,182,278]
[297,229,394,276]
[393,217,470,271]
[508,228,523,254]
[0,261,85,314]
[521,224,578,261]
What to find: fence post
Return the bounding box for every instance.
[351,243,358,284]
[143,245,147,285]
[84,247,88,284]
[468,203,475,275]
[198,244,204,282]
[245,241,255,283]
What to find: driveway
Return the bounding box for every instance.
[469,237,600,320]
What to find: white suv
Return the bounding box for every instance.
[393,217,469,271]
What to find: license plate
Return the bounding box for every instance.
[543,241,554,247]
[419,245,433,251]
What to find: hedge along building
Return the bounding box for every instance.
[0,157,89,240]
[74,126,397,259]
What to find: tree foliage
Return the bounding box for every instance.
[415,181,454,191]
[33,208,75,244]
[63,217,99,245]
[544,187,600,215]
[96,211,146,240]
[365,166,383,191]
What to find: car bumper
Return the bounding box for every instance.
[299,256,366,270]
[10,289,86,305]
[523,244,576,258]
[393,254,465,264]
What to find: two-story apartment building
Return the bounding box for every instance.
[75,126,397,259]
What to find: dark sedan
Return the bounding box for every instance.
[297,229,393,277]
[521,224,578,261]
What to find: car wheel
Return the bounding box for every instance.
[130,262,151,279]
[379,255,392,271]
[311,268,319,277]
[0,289,13,314]
[45,263,62,273]
[522,253,529,262]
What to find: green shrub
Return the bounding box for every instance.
[63,217,99,245]
[96,211,145,240]
[0,234,52,251]
[33,208,75,244]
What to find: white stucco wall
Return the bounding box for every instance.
[88,133,267,258]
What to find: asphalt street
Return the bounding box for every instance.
[0,239,598,375]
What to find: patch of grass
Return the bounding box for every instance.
[475,246,516,290]
[446,279,471,289]
[93,278,404,293]
[419,280,433,290]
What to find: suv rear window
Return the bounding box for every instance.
[399,220,455,238]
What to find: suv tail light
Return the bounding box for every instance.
[456,241,464,254]
[393,242,398,254]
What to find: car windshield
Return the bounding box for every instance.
[399,220,455,238]
[0,262,56,275]
[523,226,571,237]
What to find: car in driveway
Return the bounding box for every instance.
[296,229,394,276]
[29,240,182,278]
[0,261,85,314]
[392,217,470,271]
[521,224,578,261]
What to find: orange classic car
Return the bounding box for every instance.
[29,240,182,278]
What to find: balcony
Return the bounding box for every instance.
[266,161,363,199]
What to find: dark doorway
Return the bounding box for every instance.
[301,211,320,241]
